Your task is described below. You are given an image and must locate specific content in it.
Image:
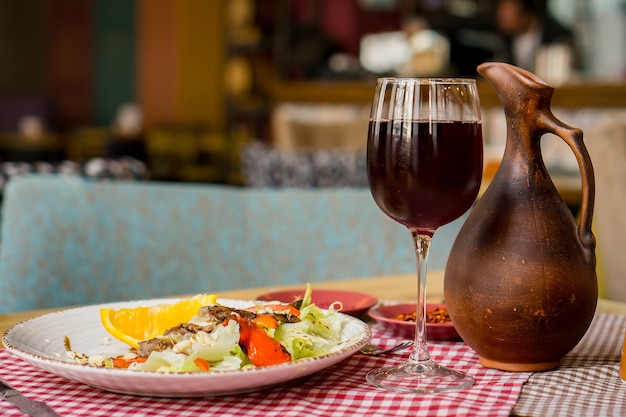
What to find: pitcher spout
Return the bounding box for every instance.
[477,62,554,113]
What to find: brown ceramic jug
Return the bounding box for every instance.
[444,62,597,372]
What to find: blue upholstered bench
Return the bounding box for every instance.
[0,175,466,313]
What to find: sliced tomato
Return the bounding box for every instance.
[235,317,291,367]
[194,358,210,371]
[252,314,279,329]
[112,356,147,369]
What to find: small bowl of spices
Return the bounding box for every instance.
[368,303,461,341]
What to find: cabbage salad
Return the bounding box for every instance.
[66,285,347,373]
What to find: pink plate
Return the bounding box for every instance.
[368,303,461,341]
[257,289,377,317]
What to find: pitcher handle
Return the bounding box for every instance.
[540,112,596,263]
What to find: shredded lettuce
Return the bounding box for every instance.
[300,282,313,309]
[274,303,343,360]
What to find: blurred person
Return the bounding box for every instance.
[495,0,578,72]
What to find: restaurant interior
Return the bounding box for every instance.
[1,2,626,413]
[0,0,625,299]
[0,0,623,178]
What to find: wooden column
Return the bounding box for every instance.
[137,0,225,130]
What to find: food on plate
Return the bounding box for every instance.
[99,293,218,349]
[66,284,347,373]
[393,305,451,324]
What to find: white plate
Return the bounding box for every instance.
[2,298,371,397]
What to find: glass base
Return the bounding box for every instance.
[366,360,475,394]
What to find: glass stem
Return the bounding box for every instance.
[409,229,432,364]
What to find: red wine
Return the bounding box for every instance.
[367,119,483,232]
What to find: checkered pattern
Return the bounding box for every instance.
[512,314,626,417]
[0,326,530,417]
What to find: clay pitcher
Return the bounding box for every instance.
[444,62,597,372]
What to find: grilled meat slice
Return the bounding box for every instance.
[137,323,218,358]
[137,337,174,358]
[164,322,218,337]
[197,305,256,322]
[272,312,300,323]
[197,304,301,324]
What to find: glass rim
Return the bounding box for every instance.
[377,77,477,84]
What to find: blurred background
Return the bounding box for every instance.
[0,0,624,186]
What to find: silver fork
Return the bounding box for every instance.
[359,340,413,356]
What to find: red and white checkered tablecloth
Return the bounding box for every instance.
[0,326,530,417]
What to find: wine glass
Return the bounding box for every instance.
[366,77,483,393]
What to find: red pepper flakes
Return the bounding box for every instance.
[393,306,451,324]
